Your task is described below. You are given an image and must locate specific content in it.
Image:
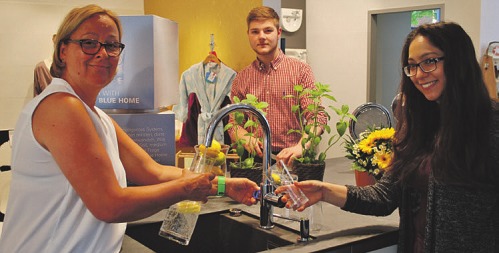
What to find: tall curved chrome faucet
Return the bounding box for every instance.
[204,103,274,229]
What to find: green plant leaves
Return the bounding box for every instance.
[283,82,355,164]
[224,94,268,167]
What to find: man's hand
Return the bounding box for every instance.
[241,135,263,158]
[276,143,303,167]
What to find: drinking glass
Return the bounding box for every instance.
[158,200,201,245]
[159,144,225,245]
[190,144,229,176]
[271,161,309,210]
[281,174,309,209]
[308,201,324,231]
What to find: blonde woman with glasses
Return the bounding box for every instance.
[0,5,258,252]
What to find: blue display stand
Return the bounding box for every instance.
[96,15,179,111]
[110,113,175,166]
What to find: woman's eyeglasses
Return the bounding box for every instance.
[65,39,125,57]
[403,57,444,77]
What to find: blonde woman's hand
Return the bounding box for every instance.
[180,170,216,203]
[225,178,260,206]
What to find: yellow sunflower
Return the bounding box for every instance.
[358,138,375,154]
[345,127,395,177]
[372,150,393,169]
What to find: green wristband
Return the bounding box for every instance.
[217,176,226,196]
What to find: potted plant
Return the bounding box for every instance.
[344,127,395,186]
[284,82,355,181]
[223,94,268,184]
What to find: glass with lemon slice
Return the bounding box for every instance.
[159,200,201,245]
[159,139,228,245]
[190,140,229,177]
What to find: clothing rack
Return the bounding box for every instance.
[210,34,215,53]
[203,34,220,64]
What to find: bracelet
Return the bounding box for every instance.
[217,176,226,196]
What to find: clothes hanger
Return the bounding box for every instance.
[203,51,220,65]
[203,34,221,65]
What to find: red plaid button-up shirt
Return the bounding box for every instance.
[229,49,327,152]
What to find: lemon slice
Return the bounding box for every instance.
[198,144,207,153]
[211,139,222,152]
[271,173,281,185]
[176,201,201,214]
[205,147,220,158]
[214,152,226,166]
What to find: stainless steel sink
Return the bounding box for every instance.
[125,210,311,253]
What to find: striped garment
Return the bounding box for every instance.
[229,49,327,152]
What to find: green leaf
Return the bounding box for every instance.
[294,85,303,93]
[318,153,326,163]
[323,94,337,102]
[236,145,245,157]
[337,121,347,136]
[257,101,269,110]
[301,138,308,146]
[348,114,357,122]
[244,119,255,129]
[223,123,233,131]
[235,112,245,124]
[246,94,257,101]
[332,106,342,115]
[324,124,331,134]
[303,157,311,164]
[341,104,349,114]
[295,157,305,163]
[313,136,321,145]
[305,124,312,134]
[243,157,254,168]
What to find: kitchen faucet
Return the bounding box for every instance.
[204,103,310,241]
[204,103,274,229]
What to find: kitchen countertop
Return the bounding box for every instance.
[123,157,399,252]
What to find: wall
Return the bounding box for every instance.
[1,0,496,163]
[0,0,143,165]
[307,0,485,158]
[480,0,499,54]
[144,0,261,75]
[281,0,306,49]
[0,0,144,131]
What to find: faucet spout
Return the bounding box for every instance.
[204,103,274,229]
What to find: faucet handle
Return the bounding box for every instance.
[298,218,310,242]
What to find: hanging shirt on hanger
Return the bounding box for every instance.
[173,62,236,145]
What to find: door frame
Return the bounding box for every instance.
[366,4,445,102]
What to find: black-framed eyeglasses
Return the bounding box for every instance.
[65,39,125,57]
[403,57,445,77]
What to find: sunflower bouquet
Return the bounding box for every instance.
[344,127,395,179]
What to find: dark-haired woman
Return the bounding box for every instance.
[277,21,499,252]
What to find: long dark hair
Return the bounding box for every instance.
[392,22,492,187]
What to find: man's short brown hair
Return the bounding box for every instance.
[246,6,280,30]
